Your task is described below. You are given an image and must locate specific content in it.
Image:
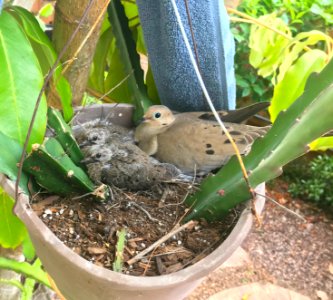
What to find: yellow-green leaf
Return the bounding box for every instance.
[0,187,28,249]
[269,49,326,122]
[310,136,333,151]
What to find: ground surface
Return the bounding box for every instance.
[188,180,333,299]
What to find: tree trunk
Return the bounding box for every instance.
[51,0,106,107]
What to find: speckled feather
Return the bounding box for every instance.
[135,105,270,175]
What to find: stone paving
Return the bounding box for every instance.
[188,247,311,300]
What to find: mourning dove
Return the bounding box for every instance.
[134,105,270,175]
[82,142,192,190]
[73,121,133,147]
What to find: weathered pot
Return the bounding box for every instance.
[2,104,265,300]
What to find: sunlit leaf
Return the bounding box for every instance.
[0,187,28,248]
[310,136,333,151]
[269,50,326,122]
[0,11,47,150]
[7,6,73,121]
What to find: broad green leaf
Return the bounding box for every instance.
[7,6,73,121]
[0,187,28,248]
[89,27,114,93]
[107,0,153,122]
[0,131,28,192]
[105,43,133,102]
[310,136,333,151]
[0,11,47,149]
[249,14,291,77]
[269,49,326,122]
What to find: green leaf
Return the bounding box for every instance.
[0,257,50,288]
[0,131,28,192]
[310,136,333,151]
[7,6,73,121]
[21,234,35,261]
[0,148,28,196]
[105,43,133,102]
[0,187,28,248]
[23,138,97,196]
[249,14,291,78]
[107,0,153,122]
[89,27,114,93]
[38,3,54,18]
[269,49,326,122]
[0,11,47,150]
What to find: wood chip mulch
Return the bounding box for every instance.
[31,183,244,277]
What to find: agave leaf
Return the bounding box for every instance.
[185,58,333,221]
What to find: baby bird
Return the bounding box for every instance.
[134,105,270,175]
[82,143,191,191]
[73,121,133,148]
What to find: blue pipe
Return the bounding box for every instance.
[136,0,236,111]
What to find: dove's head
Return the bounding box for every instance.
[82,145,113,164]
[135,105,175,139]
[78,128,109,147]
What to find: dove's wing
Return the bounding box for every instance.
[156,117,268,175]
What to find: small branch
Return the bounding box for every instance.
[256,192,306,222]
[129,201,160,223]
[127,220,197,265]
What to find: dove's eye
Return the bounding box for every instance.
[95,153,102,159]
[154,112,161,119]
[91,135,98,141]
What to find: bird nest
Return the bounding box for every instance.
[31,182,244,276]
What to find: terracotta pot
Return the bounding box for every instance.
[2,104,265,300]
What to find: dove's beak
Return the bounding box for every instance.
[79,141,89,147]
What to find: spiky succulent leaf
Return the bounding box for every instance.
[47,107,84,166]
[23,138,95,196]
[185,59,333,221]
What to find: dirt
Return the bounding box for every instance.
[188,179,333,300]
[243,180,333,298]
[31,182,244,277]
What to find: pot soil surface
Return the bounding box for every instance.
[31,182,245,276]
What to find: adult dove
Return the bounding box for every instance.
[134,105,270,175]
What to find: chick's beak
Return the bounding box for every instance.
[81,157,95,164]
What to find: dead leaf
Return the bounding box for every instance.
[87,247,107,255]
